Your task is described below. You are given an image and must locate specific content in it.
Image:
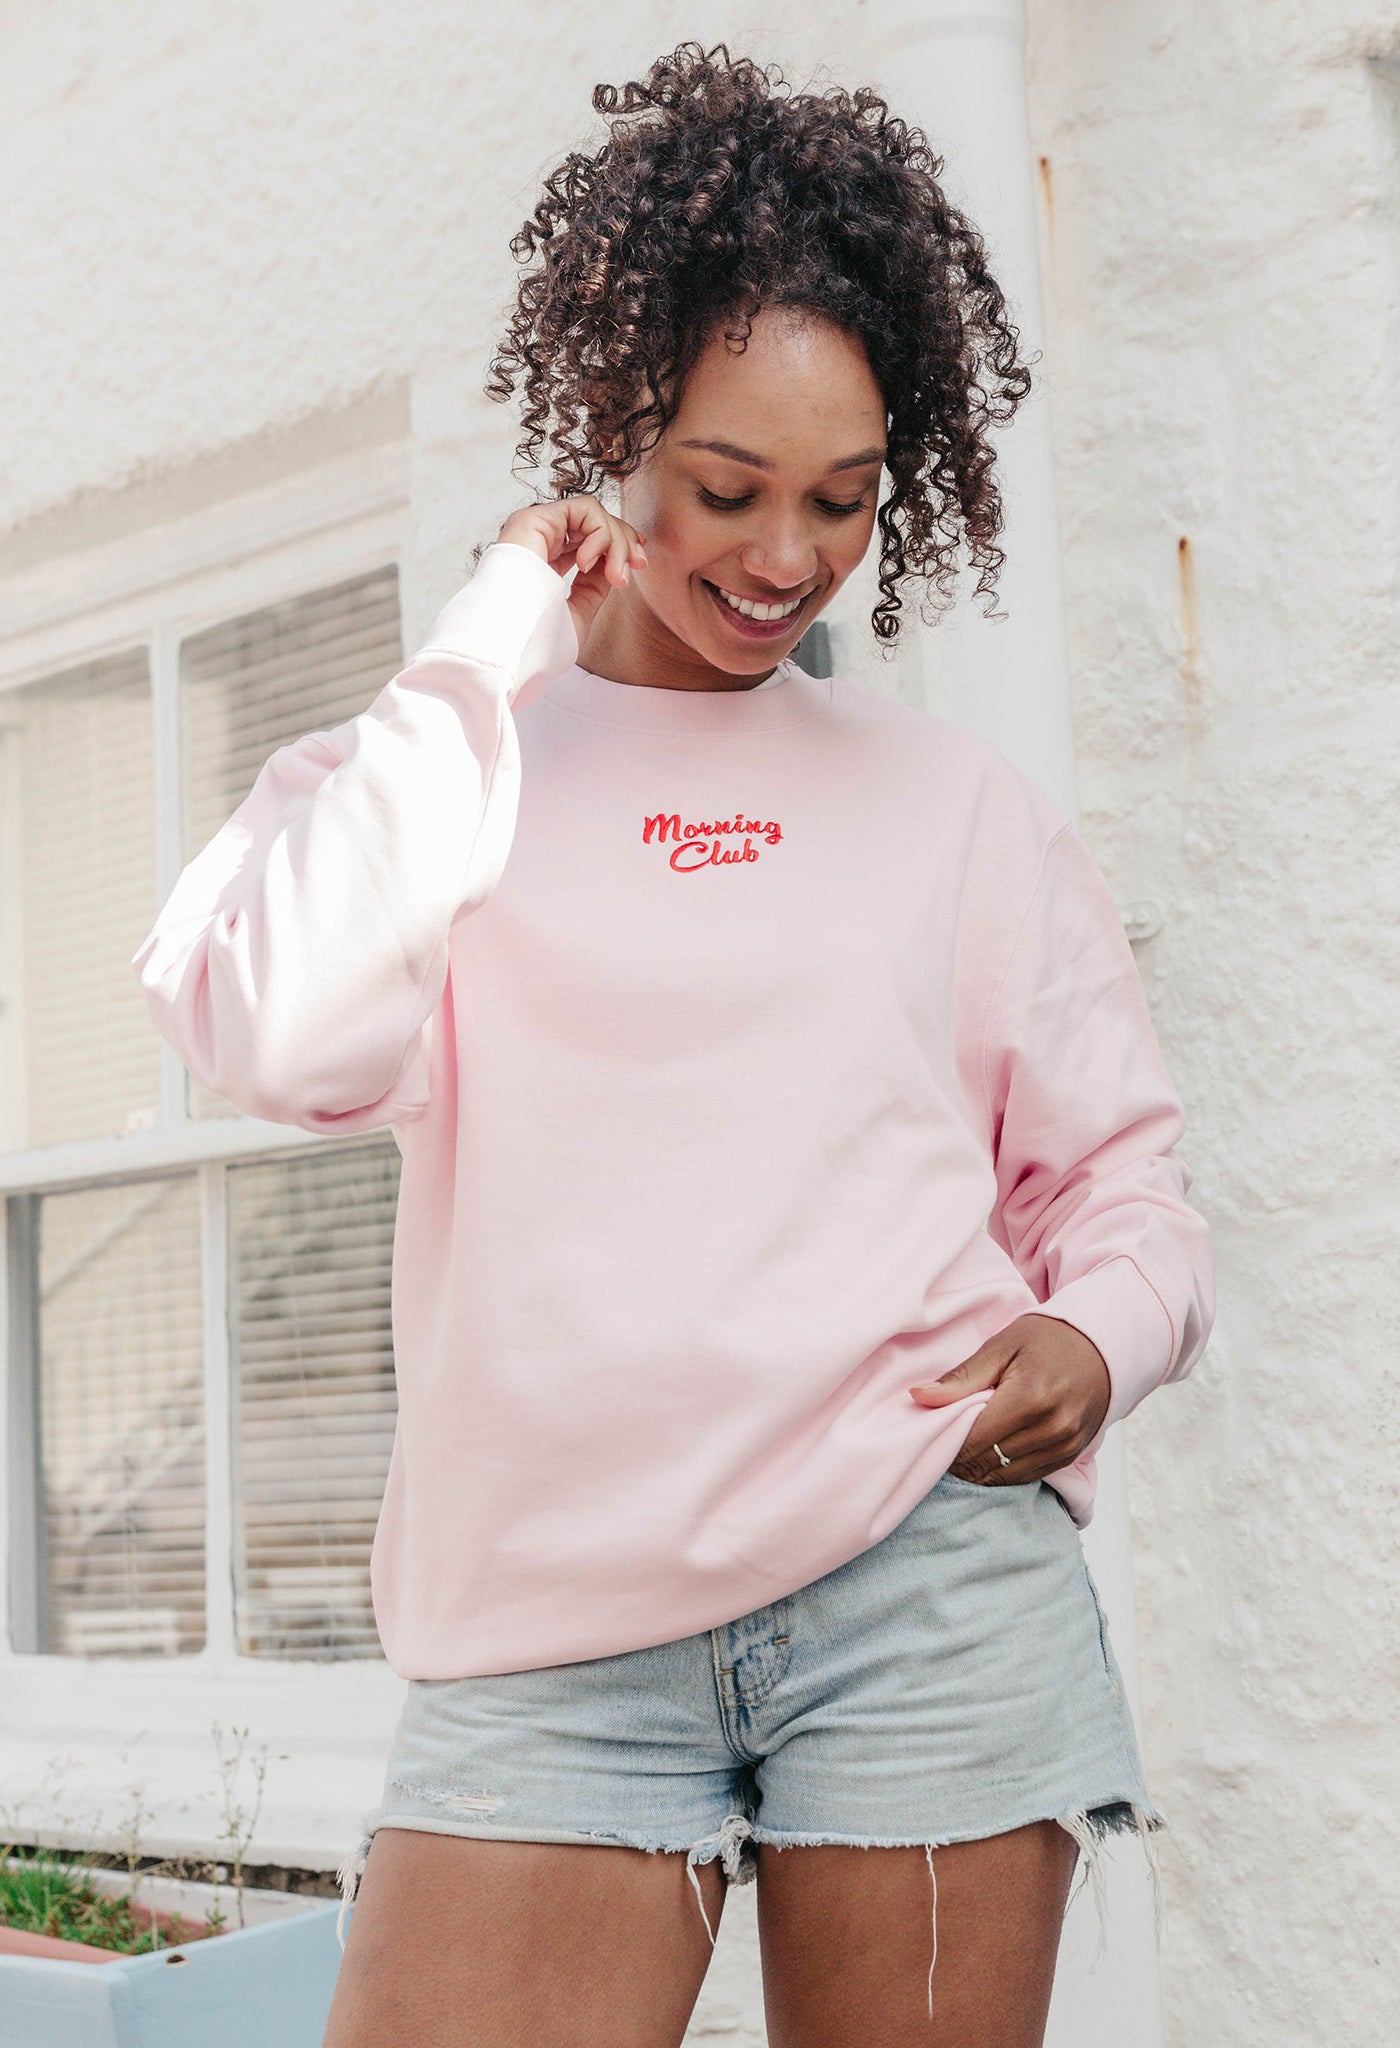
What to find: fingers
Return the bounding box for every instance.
[945,1316,1109,1483]
[571,503,647,585]
[931,1330,1058,1485]
[950,1423,1066,1486]
[951,1389,1085,1483]
[560,495,605,570]
[577,531,629,584]
[497,495,647,602]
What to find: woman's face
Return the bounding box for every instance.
[613,307,887,678]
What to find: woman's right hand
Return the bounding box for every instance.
[497,495,647,644]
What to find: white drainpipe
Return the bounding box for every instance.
[866,6,1167,2044]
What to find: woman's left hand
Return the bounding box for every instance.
[908,1314,1112,1485]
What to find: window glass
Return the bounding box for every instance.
[228,1137,400,1659]
[0,650,158,1150]
[36,1174,205,1656]
[179,567,403,1121]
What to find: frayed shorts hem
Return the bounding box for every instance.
[335,1791,1167,2001]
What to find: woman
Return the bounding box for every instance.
[134,43,1214,2048]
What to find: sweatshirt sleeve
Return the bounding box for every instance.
[983,820,1215,1437]
[130,541,577,1135]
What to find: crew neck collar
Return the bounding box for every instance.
[542,657,831,734]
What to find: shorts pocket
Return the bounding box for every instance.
[936,1470,1001,1497]
[1082,1565,1119,1687]
[937,1470,1038,1496]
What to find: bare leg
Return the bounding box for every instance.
[321,1827,728,2048]
[756,1820,1081,2048]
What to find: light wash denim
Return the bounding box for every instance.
[337,1471,1165,2017]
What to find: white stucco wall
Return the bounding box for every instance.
[2,4,1395,2043]
[1026,5,1400,2044]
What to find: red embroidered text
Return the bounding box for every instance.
[642,811,783,873]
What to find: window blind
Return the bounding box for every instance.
[36,1175,206,1657]
[178,566,404,1123]
[228,1139,400,1659]
[2,650,159,1150]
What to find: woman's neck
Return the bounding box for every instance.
[578,586,778,694]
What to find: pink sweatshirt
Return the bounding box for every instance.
[132,540,1215,1679]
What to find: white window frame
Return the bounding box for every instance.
[0,447,415,1868]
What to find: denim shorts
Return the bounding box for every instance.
[336,1471,1166,2012]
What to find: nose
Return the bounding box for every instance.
[738,521,819,594]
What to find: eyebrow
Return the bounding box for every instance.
[677,438,887,474]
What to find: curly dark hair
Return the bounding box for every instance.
[486,41,1035,644]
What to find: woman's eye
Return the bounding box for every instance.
[699,488,871,517]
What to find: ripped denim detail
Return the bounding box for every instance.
[677,1811,759,1944]
[334,1819,379,1955]
[331,1805,759,1957]
[333,1794,1167,2021]
[743,1797,1167,2024]
[1056,1797,1166,1971]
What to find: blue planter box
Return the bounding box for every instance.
[0,1900,343,2048]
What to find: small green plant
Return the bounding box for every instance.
[0,1717,292,1952]
[209,1719,289,1930]
[0,1840,201,1955]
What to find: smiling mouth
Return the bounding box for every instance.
[702,579,817,635]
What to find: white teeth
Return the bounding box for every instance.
[714,584,805,622]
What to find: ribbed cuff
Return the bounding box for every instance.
[1032,1254,1176,1432]
[415,541,579,707]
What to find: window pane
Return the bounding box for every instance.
[37,1175,205,1656]
[0,650,159,1150]
[228,1137,399,1659]
[179,567,403,1122]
